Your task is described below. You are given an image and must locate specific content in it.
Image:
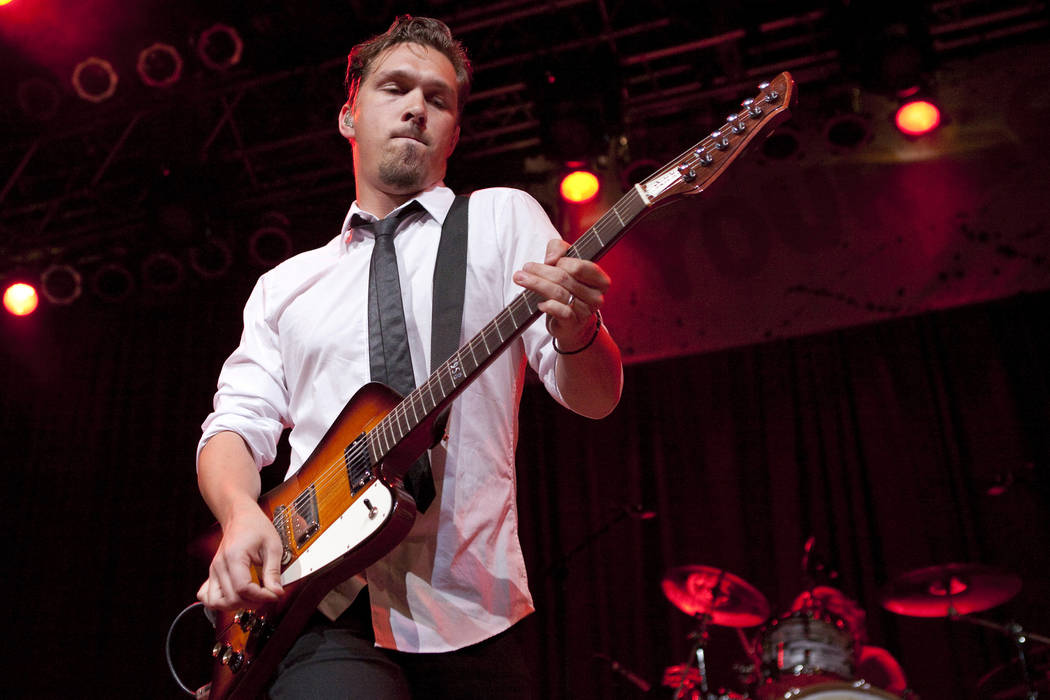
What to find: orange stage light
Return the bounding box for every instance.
[559,170,600,204]
[4,282,39,316]
[895,100,941,137]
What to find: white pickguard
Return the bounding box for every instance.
[279,480,393,585]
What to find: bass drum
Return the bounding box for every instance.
[781,681,901,699]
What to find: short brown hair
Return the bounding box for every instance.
[345,15,472,115]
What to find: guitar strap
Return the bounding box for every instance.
[429,192,470,441]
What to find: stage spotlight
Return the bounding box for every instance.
[3,282,38,316]
[249,226,292,268]
[189,239,233,279]
[72,57,118,103]
[895,99,941,137]
[197,24,243,71]
[92,262,134,302]
[17,78,61,120]
[141,252,185,292]
[825,113,871,150]
[40,264,82,305]
[137,43,183,88]
[560,169,600,204]
[0,0,17,7]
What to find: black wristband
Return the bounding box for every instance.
[553,310,602,355]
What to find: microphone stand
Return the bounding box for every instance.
[542,504,653,580]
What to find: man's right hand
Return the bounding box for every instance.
[196,431,286,611]
[197,501,286,611]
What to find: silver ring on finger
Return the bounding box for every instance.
[566,294,575,307]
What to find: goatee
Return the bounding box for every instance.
[378,142,425,190]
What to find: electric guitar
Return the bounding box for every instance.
[191,72,796,699]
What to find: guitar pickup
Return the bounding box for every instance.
[344,435,374,495]
[275,485,320,549]
[291,485,320,546]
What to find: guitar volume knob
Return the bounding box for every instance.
[221,647,245,673]
[234,610,255,631]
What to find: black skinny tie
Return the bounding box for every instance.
[354,201,436,513]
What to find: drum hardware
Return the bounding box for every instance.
[960,620,1050,700]
[881,563,1045,700]
[978,644,1050,700]
[662,566,771,700]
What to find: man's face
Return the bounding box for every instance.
[344,42,461,196]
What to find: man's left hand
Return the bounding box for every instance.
[512,239,609,352]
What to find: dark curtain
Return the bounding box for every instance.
[3,284,1047,699]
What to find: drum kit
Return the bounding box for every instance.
[659,557,1048,700]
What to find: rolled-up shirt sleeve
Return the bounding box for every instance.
[197,276,290,470]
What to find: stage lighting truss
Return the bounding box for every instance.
[197,24,244,71]
[72,57,119,103]
[137,43,183,88]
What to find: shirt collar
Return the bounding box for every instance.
[340,183,456,250]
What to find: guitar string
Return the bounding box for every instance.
[268,285,548,533]
[268,149,726,532]
[267,95,785,528]
[268,288,542,530]
[247,80,784,526]
[270,190,652,535]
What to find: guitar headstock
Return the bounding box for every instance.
[637,72,796,206]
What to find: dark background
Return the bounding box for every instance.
[3,1,1050,698]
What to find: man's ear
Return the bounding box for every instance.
[338,103,355,140]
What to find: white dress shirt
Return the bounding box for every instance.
[199,184,568,652]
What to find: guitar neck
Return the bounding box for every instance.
[369,71,797,475]
[369,186,650,473]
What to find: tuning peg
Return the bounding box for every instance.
[710,131,730,150]
[742,98,763,117]
[727,113,745,134]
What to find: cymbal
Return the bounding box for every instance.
[662,565,770,627]
[879,563,1021,617]
[661,663,702,689]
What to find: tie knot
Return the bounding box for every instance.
[352,201,424,239]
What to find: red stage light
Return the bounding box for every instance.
[895,100,941,137]
[4,282,39,316]
[559,170,600,204]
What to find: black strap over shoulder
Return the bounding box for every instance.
[429,193,470,442]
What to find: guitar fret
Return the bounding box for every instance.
[426,378,438,412]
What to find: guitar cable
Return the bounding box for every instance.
[166,601,212,696]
